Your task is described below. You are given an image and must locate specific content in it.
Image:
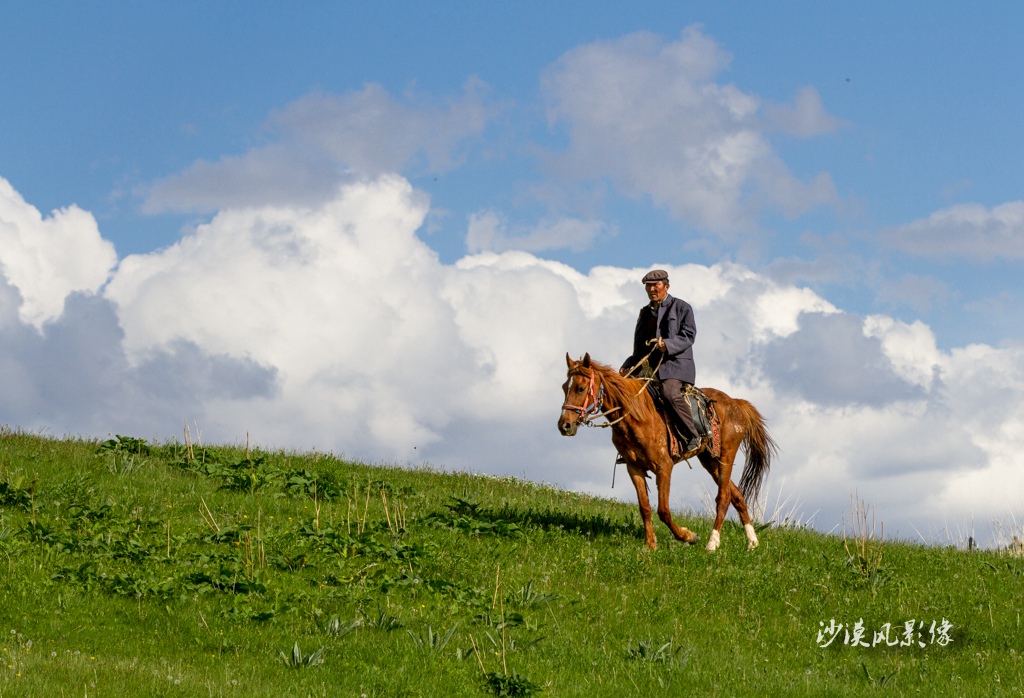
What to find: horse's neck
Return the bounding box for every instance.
[604,376,655,433]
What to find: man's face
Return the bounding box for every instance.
[645,281,669,303]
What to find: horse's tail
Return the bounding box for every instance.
[736,400,778,506]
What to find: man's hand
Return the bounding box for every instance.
[619,366,628,376]
[656,338,666,351]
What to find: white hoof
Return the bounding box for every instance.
[745,523,759,550]
[705,529,721,553]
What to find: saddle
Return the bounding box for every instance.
[647,381,721,461]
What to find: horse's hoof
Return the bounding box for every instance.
[705,529,721,553]
[744,523,759,551]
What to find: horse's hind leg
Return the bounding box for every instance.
[702,459,759,551]
[707,477,730,552]
[654,465,699,545]
[729,481,759,550]
[626,463,658,550]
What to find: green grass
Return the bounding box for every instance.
[0,427,1022,696]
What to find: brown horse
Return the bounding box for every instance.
[558,353,777,552]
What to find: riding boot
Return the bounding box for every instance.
[661,379,701,451]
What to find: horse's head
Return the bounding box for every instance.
[559,352,599,437]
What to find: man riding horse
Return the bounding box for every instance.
[559,269,776,551]
[619,269,701,454]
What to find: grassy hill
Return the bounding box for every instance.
[0,427,1021,696]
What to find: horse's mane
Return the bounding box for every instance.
[571,358,657,424]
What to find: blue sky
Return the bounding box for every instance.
[4,3,1023,346]
[2,2,1023,544]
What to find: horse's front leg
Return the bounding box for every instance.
[654,465,699,545]
[626,463,657,550]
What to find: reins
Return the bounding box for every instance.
[563,339,667,430]
[621,340,665,397]
[586,400,625,428]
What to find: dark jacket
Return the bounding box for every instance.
[620,294,696,384]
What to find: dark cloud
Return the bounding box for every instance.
[0,291,277,438]
[758,312,925,407]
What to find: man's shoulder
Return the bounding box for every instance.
[664,295,692,311]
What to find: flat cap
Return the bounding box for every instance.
[641,269,669,284]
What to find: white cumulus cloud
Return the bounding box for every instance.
[143,80,496,214]
[881,201,1024,261]
[0,177,117,328]
[541,27,841,232]
[465,210,609,253]
[763,85,847,137]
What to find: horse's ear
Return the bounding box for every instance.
[582,352,592,367]
[565,353,575,369]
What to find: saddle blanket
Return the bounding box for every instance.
[647,382,721,460]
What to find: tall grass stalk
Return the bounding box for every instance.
[843,491,884,581]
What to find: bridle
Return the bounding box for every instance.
[561,370,624,428]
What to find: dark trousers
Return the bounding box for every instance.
[661,379,697,440]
